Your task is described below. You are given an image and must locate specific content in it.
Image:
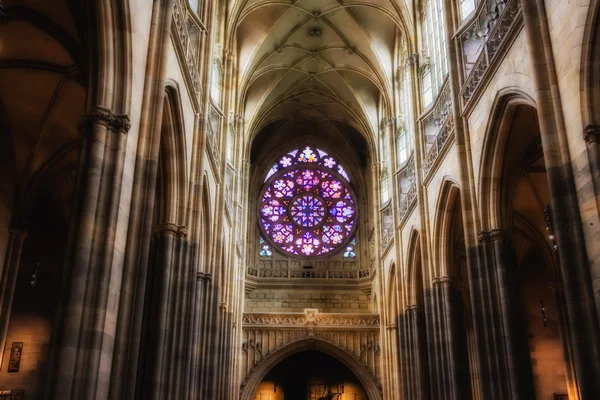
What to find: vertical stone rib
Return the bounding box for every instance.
[0,229,27,366]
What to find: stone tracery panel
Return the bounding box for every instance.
[241,311,381,392]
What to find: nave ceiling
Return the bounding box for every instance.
[231,0,413,165]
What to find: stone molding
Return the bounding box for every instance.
[584,125,600,143]
[79,106,131,134]
[432,275,454,287]
[242,312,380,328]
[152,222,188,238]
[478,228,505,243]
[197,272,212,282]
[405,304,418,312]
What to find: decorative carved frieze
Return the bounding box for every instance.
[584,125,600,143]
[242,313,380,327]
[241,312,382,392]
[79,107,131,135]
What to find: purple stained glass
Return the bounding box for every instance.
[264,145,350,182]
[290,194,326,227]
[259,146,357,257]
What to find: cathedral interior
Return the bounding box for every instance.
[1,0,600,399]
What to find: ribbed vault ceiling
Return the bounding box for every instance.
[233,0,411,159]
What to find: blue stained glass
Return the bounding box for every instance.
[259,146,357,257]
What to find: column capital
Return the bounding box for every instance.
[405,304,418,312]
[584,125,600,143]
[478,228,506,243]
[197,272,212,282]
[152,223,188,238]
[432,275,455,287]
[79,107,131,134]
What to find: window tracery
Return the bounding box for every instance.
[459,0,476,21]
[420,0,448,106]
[259,146,357,258]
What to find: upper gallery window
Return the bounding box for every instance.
[259,146,357,258]
[459,0,476,21]
[420,0,448,107]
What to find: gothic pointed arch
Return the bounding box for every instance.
[478,89,537,230]
[240,338,382,400]
[431,178,461,277]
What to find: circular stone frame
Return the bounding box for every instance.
[258,164,358,259]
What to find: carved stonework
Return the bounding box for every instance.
[197,272,212,282]
[242,312,380,327]
[79,107,131,134]
[432,276,454,287]
[584,125,600,143]
[404,53,419,66]
[478,228,505,243]
[152,222,188,238]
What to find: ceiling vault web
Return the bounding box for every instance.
[230,0,412,156]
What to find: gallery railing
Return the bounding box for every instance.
[458,0,522,109]
[173,0,205,102]
[421,80,455,179]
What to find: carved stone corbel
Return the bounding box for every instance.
[152,222,188,238]
[584,125,600,143]
[79,107,131,135]
[477,228,505,243]
[197,272,212,282]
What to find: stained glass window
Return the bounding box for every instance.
[259,146,358,258]
[344,238,357,258]
[259,237,273,257]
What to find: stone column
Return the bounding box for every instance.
[49,108,130,399]
[189,271,211,397]
[137,223,188,400]
[0,229,27,364]
[477,228,535,399]
[521,1,600,397]
[426,276,472,400]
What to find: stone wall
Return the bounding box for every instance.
[244,289,371,313]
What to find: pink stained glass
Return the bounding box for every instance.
[259,146,357,257]
[264,145,350,182]
[295,169,320,191]
[273,179,295,198]
[329,200,355,223]
[261,199,286,222]
[320,180,343,199]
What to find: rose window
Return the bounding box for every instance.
[259,146,357,257]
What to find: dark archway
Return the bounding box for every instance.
[254,350,368,400]
[240,338,382,400]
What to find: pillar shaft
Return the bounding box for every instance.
[0,229,27,365]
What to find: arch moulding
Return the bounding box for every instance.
[239,337,383,400]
